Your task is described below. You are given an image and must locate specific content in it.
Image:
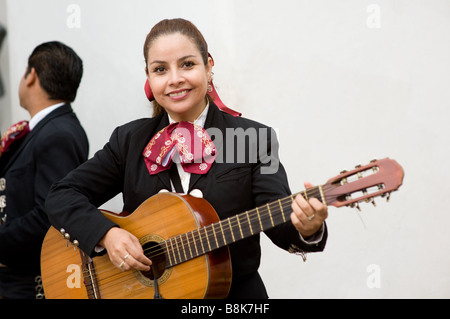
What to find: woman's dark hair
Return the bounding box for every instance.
[143,19,209,116]
[26,41,83,102]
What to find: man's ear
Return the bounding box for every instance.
[24,67,38,86]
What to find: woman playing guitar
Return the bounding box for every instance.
[45,18,328,299]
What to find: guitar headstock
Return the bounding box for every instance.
[324,158,404,209]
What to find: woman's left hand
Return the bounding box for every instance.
[290,182,328,238]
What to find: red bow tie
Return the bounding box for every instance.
[0,121,30,157]
[143,121,216,175]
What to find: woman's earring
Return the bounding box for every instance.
[207,71,214,93]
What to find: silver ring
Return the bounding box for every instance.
[123,254,130,260]
[119,261,125,268]
[307,214,315,221]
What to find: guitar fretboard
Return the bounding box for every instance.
[160,186,326,267]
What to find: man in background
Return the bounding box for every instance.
[0,41,89,298]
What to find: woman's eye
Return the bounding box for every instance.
[153,66,165,73]
[182,61,195,68]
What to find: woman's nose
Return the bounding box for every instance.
[168,69,185,86]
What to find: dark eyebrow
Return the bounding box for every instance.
[149,55,198,65]
[149,60,166,65]
[178,55,197,61]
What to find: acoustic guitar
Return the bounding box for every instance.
[40,158,404,299]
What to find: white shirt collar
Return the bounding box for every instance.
[29,102,66,131]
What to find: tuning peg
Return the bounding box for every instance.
[371,198,376,207]
[371,160,380,173]
[362,189,368,201]
[386,192,391,202]
[355,203,361,211]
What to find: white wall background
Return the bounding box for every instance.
[1,0,449,299]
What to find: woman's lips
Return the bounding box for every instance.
[167,89,190,100]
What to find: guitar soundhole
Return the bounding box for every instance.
[134,234,172,287]
[141,241,166,280]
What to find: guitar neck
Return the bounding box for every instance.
[163,186,326,267]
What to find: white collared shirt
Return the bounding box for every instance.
[29,102,66,131]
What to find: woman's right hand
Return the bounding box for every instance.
[98,227,152,272]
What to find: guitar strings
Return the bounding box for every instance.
[100,185,333,269]
[77,185,339,285]
[81,185,334,279]
[141,184,336,261]
[148,181,362,262]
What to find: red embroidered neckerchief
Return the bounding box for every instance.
[143,121,216,175]
[0,121,30,158]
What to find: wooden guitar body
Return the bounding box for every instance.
[41,192,232,299]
